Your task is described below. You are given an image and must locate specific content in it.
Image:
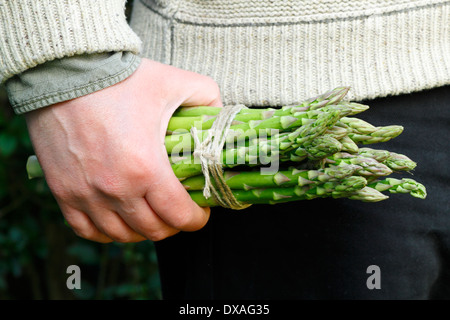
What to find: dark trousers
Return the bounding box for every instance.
[155,86,450,300]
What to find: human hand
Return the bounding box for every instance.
[25,58,223,243]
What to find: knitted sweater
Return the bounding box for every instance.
[1,0,449,107]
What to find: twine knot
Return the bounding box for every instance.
[190,104,251,210]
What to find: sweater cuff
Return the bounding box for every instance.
[0,0,142,83]
[5,51,141,114]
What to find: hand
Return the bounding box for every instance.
[25,58,223,243]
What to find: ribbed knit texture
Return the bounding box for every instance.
[0,0,142,83]
[131,0,450,104]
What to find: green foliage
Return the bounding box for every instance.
[0,87,161,300]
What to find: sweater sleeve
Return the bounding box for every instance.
[0,0,142,84]
[5,51,141,114]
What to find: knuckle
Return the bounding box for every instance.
[170,209,194,230]
[204,76,221,94]
[47,177,92,203]
[202,74,217,85]
[109,233,136,243]
[130,157,155,180]
[152,191,204,230]
[100,224,135,243]
[90,174,127,199]
[147,230,171,242]
[70,224,103,242]
[167,204,205,231]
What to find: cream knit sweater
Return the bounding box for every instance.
[1,0,449,106]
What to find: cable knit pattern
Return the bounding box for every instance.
[0,0,142,83]
[132,0,450,104]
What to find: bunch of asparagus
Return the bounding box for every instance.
[26,87,426,208]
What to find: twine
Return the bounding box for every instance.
[190,104,251,210]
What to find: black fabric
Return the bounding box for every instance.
[155,86,450,300]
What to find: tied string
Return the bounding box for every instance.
[190,104,251,210]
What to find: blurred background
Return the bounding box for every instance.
[0,0,162,300]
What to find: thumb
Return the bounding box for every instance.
[144,147,211,232]
[160,66,223,130]
[180,73,223,108]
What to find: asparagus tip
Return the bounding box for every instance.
[26,155,44,179]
